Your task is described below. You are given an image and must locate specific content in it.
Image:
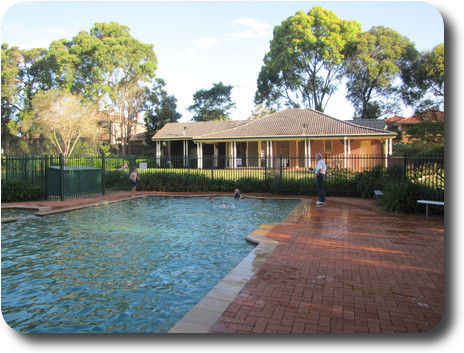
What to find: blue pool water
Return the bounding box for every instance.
[1,196,299,333]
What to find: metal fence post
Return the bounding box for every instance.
[264,154,268,181]
[5,155,10,182]
[59,153,65,201]
[101,153,106,196]
[44,155,49,199]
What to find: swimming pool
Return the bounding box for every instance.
[1,196,300,333]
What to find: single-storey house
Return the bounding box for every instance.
[152,109,396,169]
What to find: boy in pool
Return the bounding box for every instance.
[233,189,241,200]
[130,168,141,197]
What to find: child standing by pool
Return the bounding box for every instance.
[130,168,141,197]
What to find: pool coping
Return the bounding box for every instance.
[1,196,146,219]
[167,198,309,334]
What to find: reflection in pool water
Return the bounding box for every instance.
[1,196,299,333]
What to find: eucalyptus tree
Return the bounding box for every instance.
[400,43,444,110]
[43,22,156,153]
[144,78,182,146]
[2,44,49,152]
[255,6,361,112]
[2,22,158,154]
[188,82,236,121]
[344,26,417,119]
[1,44,21,148]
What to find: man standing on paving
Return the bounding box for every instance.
[314,153,326,205]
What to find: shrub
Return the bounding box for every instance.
[1,180,43,202]
[279,178,311,195]
[105,170,129,189]
[351,165,388,198]
[379,180,428,213]
[326,177,356,197]
[236,177,271,193]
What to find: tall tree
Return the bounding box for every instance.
[31,89,99,156]
[144,78,182,146]
[344,26,417,119]
[187,82,236,121]
[400,43,444,110]
[1,44,21,150]
[2,45,48,153]
[111,80,149,154]
[2,22,158,154]
[39,22,157,154]
[255,6,361,112]
[65,22,157,104]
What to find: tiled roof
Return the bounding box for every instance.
[385,115,405,125]
[152,109,396,141]
[386,111,444,126]
[153,120,247,140]
[396,116,421,125]
[346,119,386,130]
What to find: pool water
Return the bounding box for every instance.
[1,208,38,219]
[1,196,299,333]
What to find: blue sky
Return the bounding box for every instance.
[1,1,445,122]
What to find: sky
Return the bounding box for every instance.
[0,0,445,123]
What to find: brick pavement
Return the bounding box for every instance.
[209,197,444,333]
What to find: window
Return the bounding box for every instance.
[325,140,332,153]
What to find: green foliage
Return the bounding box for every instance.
[344,26,416,119]
[351,165,388,198]
[1,22,158,154]
[187,82,236,121]
[104,170,129,189]
[325,177,356,197]
[255,6,361,111]
[236,177,272,193]
[1,180,43,202]
[400,43,444,109]
[378,180,427,213]
[144,78,182,146]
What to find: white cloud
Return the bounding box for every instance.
[190,17,271,50]
[187,17,271,61]
[229,17,271,38]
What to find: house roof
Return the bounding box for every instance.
[385,115,405,125]
[153,120,248,140]
[386,110,444,126]
[346,119,386,130]
[396,116,421,125]
[152,109,396,142]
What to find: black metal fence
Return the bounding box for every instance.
[1,153,444,201]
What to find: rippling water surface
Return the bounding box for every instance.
[1,197,299,333]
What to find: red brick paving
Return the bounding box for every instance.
[2,192,444,333]
[209,197,444,333]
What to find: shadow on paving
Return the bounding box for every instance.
[209,197,444,333]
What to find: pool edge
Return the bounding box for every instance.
[167,198,309,334]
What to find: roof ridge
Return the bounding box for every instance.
[293,108,389,134]
[339,118,389,133]
[196,119,249,137]
[201,120,251,137]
